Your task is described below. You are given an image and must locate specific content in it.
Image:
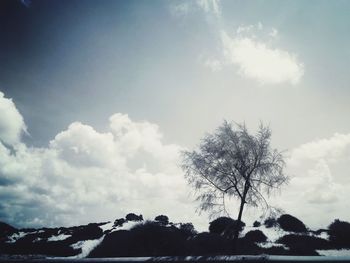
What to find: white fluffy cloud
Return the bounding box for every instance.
[1,92,349,230]
[267,133,350,228]
[220,27,304,85]
[0,92,27,146]
[0,93,205,228]
[169,0,304,85]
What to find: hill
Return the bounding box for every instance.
[1,213,350,258]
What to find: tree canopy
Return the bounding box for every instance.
[181,121,288,248]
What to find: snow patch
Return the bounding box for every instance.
[317,249,350,256]
[6,232,29,243]
[47,234,71,241]
[70,236,105,258]
[99,221,114,232]
[33,237,43,242]
[106,220,142,234]
[117,220,140,231]
[258,242,288,250]
[99,220,142,234]
[312,231,329,240]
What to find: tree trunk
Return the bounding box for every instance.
[232,182,249,253]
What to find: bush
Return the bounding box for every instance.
[114,218,126,227]
[90,221,188,257]
[0,228,79,257]
[209,217,245,237]
[185,232,232,255]
[154,215,169,225]
[68,223,103,243]
[328,219,350,248]
[277,214,307,233]
[128,221,187,256]
[277,234,331,253]
[264,217,277,228]
[125,213,143,222]
[178,223,197,236]
[244,230,267,243]
[253,221,261,227]
[88,230,133,257]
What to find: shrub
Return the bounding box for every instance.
[277,234,331,252]
[185,232,232,255]
[88,230,133,257]
[277,214,307,233]
[90,221,188,257]
[209,217,245,237]
[264,217,277,228]
[154,215,169,225]
[126,213,143,222]
[178,223,197,236]
[328,219,350,248]
[129,221,187,256]
[253,221,261,227]
[1,228,79,257]
[244,230,267,243]
[68,224,103,244]
[114,218,126,227]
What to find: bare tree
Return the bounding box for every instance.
[181,121,288,251]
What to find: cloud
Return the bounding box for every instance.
[169,0,303,85]
[220,26,304,85]
[196,0,221,17]
[0,92,27,146]
[204,59,222,72]
[266,133,350,228]
[288,133,350,166]
[2,92,349,230]
[170,0,221,18]
[170,2,191,17]
[0,92,204,228]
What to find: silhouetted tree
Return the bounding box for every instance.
[114,218,126,227]
[154,215,169,225]
[178,223,197,236]
[328,219,350,248]
[182,121,288,252]
[126,213,143,222]
[209,217,245,237]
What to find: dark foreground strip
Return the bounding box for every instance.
[1,256,350,263]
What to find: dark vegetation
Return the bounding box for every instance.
[277,234,331,255]
[181,122,288,252]
[208,217,245,237]
[1,213,350,258]
[0,222,103,257]
[264,217,278,228]
[253,221,261,227]
[243,230,267,243]
[328,219,350,248]
[277,214,307,233]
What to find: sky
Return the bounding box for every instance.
[1,0,350,231]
